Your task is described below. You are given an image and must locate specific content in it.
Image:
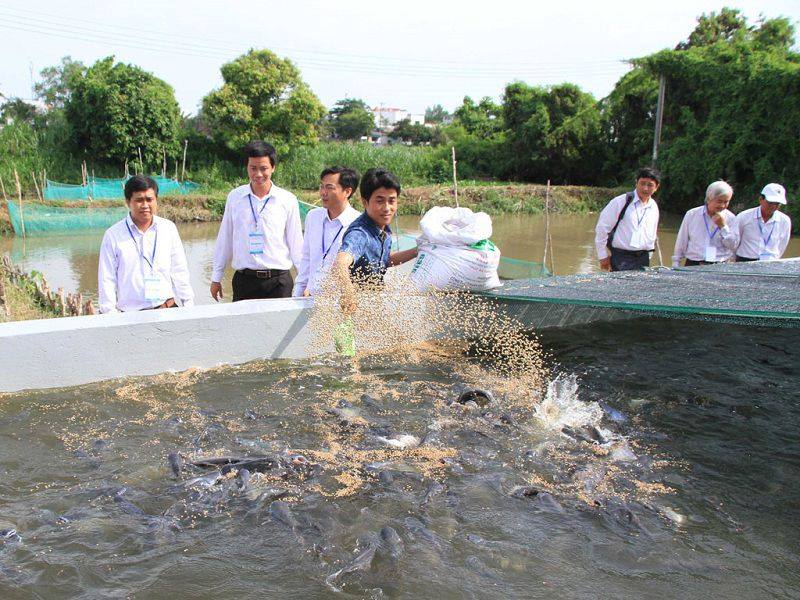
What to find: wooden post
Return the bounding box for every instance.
[181,139,188,181]
[124,158,129,179]
[542,180,551,275]
[14,169,25,238]
[32,171,43,201]
[451,146,459,208]
[0,278,8,317]
[162,148,167,178]
[0,174,7,202]
[174,158,178,181]
[42,169,46,192]
[138,147,144,175]
[651,74,666,166]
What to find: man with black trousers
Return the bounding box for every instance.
[210,141,303,301]
[594,167,661,272]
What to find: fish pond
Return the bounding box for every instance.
[0,317,798,598]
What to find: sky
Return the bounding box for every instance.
[0,0,797,116]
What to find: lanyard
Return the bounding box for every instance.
[633,200,649,227]
[321,223,344,260]
[702,211,720,240]
[757,215,775,247]
[248,193,270,229]
[125,219,157,271]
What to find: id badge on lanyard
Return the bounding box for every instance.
[704,246,717,262]
[758,218,776,261]
[703,212,719,262]
[249,231,265,255]
[143,274,165,301]
[248,193,269,255]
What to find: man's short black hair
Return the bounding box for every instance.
[636,166,661,184]
[124,175,158,200]
[321,166,360,199]
[360,168,401,201]
[244,140,277,167]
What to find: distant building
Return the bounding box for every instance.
[372,106,407,130]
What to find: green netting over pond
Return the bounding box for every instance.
[44,176,201,200]
[487,260,800,328]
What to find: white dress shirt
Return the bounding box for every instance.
[211,182,304,282]
[735,206,792,260]
[293,204,361,296]
[672,205,739,266]
[98,215,194,313]
[595,191,660,260]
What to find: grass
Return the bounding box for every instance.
[0,271,56,322]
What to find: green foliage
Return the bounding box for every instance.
[276,142,446,190]
[34,56,86,108]
[201,49,326,156]
[0,98,38,125]
[329,98,374,140]
[65,56,181,166]
[390,119,436,145]
[424,104,449,124]
[640,15,800,215]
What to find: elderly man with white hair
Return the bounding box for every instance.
[672,180,739,267]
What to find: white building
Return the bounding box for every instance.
[372,107,426,130]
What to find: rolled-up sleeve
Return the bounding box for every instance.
[285,199,304,268]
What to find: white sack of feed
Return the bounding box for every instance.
[409,206,501,291]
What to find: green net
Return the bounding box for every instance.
[7,201,128,234]
[44,176,201,200]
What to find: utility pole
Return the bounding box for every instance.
[651,74,666,166]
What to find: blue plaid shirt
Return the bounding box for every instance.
[339,212,392,282]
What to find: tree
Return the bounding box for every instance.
[201,49,326,156]
[424,104,449,124]
[677,7,749,49]
[390,119,434,145]
[34,56,86,108]
[0,98,38,125]
[65,56,181,165]
[329,98,373,140]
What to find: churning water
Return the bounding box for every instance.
[0,317,798,598]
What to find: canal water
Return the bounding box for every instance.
[3,212,797,305]
[0,318,797,598]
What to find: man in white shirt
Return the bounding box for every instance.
[672,180,739,267]
[210,141,303,301]
[98,175,194,313]
[735,183,792,262]
[293,166,361,297]
[595,167,661,271]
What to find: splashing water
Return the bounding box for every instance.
[534,373,603,430]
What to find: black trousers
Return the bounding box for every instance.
[683,259,715,266]
[232,269,293,301]
[610,247,650,271]
[735,255,758,263]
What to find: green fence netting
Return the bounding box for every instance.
[7,201,129,234]
[44,176,201,200]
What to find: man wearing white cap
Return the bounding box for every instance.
[734,183,792,261]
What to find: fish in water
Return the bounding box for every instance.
[269,500,299,530]
[457,389,494,407]
[510,486,565,513]
[0,528,22,543]
[167,452,183,478]
[599,401,628,424]
[561,424,611,445]
[378,526,404,560]
[325,540,378,590]
[186,471,224,489]
[237,468,251,491]
[375,434,420,450]
[113,488,146,517]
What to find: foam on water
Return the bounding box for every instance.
[534,373,603,430]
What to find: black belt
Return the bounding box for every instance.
[237,268,289,279]
[611,247,652,257]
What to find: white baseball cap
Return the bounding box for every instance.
[761,183,787,205]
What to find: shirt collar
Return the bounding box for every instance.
[756,209,776,224]
[325,204,354,224]
[245,182,275,201]
[126,213,157,234]
[633,190,652,207]
[358,212,391,238]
